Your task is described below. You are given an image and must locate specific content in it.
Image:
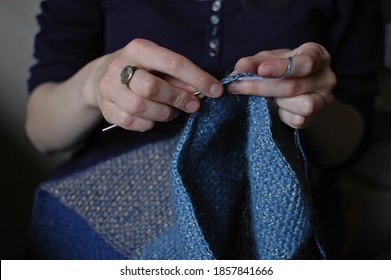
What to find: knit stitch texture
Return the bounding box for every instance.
[171,93,313,259]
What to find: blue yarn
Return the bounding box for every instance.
[171,92,315,259]
[220,72,265,85]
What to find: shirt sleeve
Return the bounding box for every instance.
[28,0,104,93]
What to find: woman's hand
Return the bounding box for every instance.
[89,38,223,132]
[26,38,223,153]
[227,42,337,129]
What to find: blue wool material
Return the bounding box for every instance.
[28,72,317,260]
[171,94,313,259]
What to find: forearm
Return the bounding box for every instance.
[25,61,103,154]
[300,98,365,166]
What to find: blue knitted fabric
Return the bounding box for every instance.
[171,93,313,259]
[28,87,316,260]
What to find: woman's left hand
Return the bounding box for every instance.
[227,42,337,129]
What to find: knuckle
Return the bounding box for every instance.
[195,71,208,87]
[303,55,316,75]
[301,96,316,116]
[283,79,301,96]
[129,38,143,46]
[161,107,177,122]
[169,91,186,108]
[118,114,155,132]
[257,50,273,60]
[236,56,253,67]
[136,74,159,98]
[252,81,263,94]
[328,71,337,88]
[290,115,307,129]
[302,42,319,50]
[136,120,155,132]
[303,42,326,56]
[125,38,156,59]
[118,113,136,128]
[126,96,145,115]
[126,38,145,52]
[162,54,185,73]
[320,46,332,61]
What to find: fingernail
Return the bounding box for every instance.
[185,100,199,113]
[209,83,223,97]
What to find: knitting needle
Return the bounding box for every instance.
[102,91,204,132]
[102,124,118,132]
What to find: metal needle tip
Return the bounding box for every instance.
[102,124,118,132]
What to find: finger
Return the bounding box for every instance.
[126,39,223,98]
[228,68,335,97]
[232,49,291,75]
[284,42,331,77]
[278,107,311,129]
[107,85,181,123]
[257,57,293,78]
[101,101,156,132]
[158,73,197,92]
[257,54,323,79]
[231,56,260,75]
[129,69,201,113]
[227,76,309,97]
[275,93,327,118]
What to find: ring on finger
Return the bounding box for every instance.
[120,65,138,88]
[279,56,293,79]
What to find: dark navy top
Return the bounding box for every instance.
[28,0,383,178]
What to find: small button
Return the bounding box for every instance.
[209,48,220,57]
[210,15,220,25]
[209,38,220,49]
[212,0,222,12]
[211,26,219,36]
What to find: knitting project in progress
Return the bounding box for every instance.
[28,70,322,259]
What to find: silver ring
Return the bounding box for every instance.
[279,56,293,79]
[120,65,138,88]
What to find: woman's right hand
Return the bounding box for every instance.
[26,39,223,153]
[88,38,223,132]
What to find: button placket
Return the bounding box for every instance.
[207,0,223,59]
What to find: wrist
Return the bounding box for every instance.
[79,60,102,110]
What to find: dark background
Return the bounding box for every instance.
[1,0,390,259]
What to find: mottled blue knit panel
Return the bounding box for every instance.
[171,93,248,259]
[246,96,311,259]
[171,94,312,259]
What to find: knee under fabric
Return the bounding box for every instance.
[27,93,321,260]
